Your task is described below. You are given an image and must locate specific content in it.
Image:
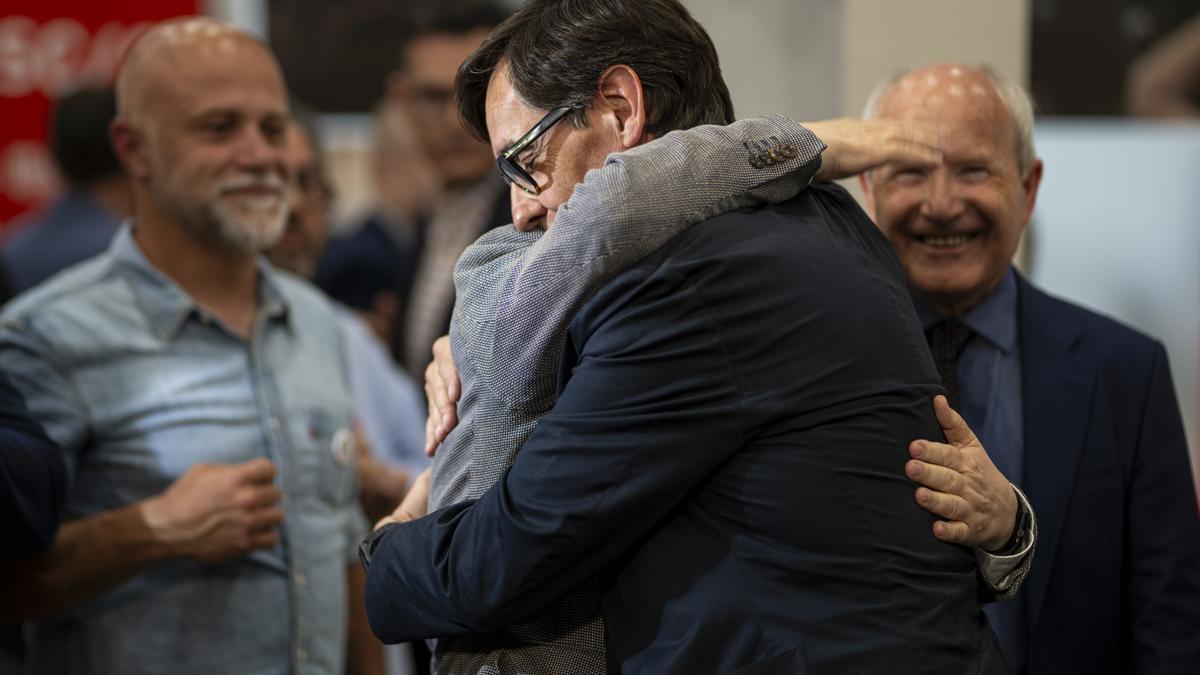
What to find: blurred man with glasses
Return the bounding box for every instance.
[316,1,513,377]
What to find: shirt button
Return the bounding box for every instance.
[268,417,281,433]
[296,647,308,661]
[294,572,306,587]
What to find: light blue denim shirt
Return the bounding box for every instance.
[0,226,366,675]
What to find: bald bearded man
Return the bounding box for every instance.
[0,18,380,675]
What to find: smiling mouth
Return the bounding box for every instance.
[916,233,980,248]
[225,187,280,197]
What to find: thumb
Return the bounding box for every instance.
[933,395,977,447]
[237,457,277,483]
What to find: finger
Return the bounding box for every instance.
[909,438,962,472]
[931,520,969,544]
[896,121,940,154]
[424,364,444,419]
[905,458,967,496]
[436,411,455,445]
[424,378,440,423]
[246,530,280,551]
[249,507,285,530]
[424,415,437,457]
[432,336,461,403]
[933,395,978,447]
[237,458,276,483]
[428,372,452,426]
[886,122,942,168]
[888,138,942,168]
[915,486,970,523]
[238,485,283,509]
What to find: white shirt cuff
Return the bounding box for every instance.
[974,485,1036,592]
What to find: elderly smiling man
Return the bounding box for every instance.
[859,63,1200,675]
[360,1,1037,674]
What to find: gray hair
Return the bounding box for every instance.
[862,64,1037,175]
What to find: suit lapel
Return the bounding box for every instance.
[1017,275,1096,630]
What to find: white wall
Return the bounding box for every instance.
[840,0,1028,115]
[684,0,843,122]
[1031,121,1200,462]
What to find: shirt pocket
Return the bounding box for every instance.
[305,408,357,507]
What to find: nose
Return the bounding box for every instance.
[510,185,548,231]
[920,169,964,223]
[236,127,284,176]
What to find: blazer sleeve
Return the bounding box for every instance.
[454,116,823,413]
[365,262,744,643]
[1126,342,1200,672]
[0,372,67,555]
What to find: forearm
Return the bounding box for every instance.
[0,499,173,621]
[512,117,822,309]
[458,117,823,407]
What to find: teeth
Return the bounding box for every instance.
[229,194,282,213]
[922,234,973,248]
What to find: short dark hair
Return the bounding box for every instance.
[288,98,325,162]
[456,0,735,142]
[397,0,510,69]
[49,85,122,188]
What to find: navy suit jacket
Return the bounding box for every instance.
[0,372,66,555]
[365,184,1004,674]
[1014,275,1200,674]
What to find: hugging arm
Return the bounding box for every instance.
[368,265,742,641]
[454,116,824,412]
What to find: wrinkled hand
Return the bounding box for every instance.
[140,458,284,562]
[374,468,431,531]
[906,396,1018,551]
[804,117,943,181]
[423,335,461,456]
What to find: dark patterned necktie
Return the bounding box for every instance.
[927,320,976,410]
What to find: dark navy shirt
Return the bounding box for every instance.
[1,191,119,297]
[915,267,1025,672]
[915,268,1024,487]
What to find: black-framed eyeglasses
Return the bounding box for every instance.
[497,106,575,195]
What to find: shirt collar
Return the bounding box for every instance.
[914,267,1018,354]
[109,224,292,342]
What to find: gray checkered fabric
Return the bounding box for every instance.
[427,116,824,675]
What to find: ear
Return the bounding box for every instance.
[594,64,648,150]
[110,117,151,182]
[859,172,877,219]
[385,70,409,98]
[1019,158,1044,225]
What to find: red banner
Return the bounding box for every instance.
[0,1,199,233]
